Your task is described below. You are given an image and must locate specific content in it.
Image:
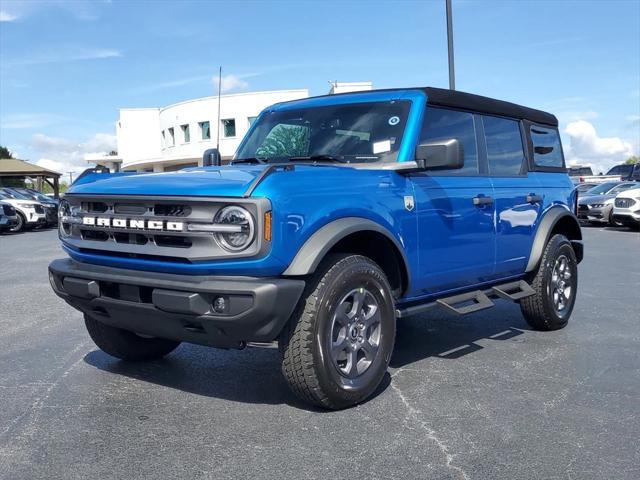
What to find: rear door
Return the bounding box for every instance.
[410,107,495,296]
[481,115,541,277]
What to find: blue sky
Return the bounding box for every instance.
[1,0,638,175]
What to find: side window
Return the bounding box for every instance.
[482,116,525,175]
[420,107,478,175]
[530,125,564,168]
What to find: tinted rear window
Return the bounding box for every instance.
[530,125,564,168]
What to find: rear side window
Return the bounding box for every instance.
[530,125,564,168]
[482,116,525,175]
[420,107,478,175]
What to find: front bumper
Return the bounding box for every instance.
[49,258,305,348]
[612,210,640,227]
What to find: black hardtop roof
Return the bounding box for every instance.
[295,86,558,127]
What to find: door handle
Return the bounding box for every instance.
[472,196,494,206]
[526,194,543,204]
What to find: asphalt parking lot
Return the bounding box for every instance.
[1,226,639,480]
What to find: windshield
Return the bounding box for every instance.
[235,101,411,163]
[1,188,30,199]
[585,182,619,195]
[18,188,50,202]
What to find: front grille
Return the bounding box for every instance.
[60,195,269,263]
[615,198,635,208]
[34,205,45,214]
[578,204,589,211]
[2,204,16,215]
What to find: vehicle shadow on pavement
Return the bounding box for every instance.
[391,302,531,368]
[83,346,391,411]
[82,302,529,409]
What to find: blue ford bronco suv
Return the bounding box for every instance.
[50,87,583,409]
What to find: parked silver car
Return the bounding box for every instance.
[577,182,638,226]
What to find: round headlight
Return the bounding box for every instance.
[58,199,71,236]
[213,205,255,252]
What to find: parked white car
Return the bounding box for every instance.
[612,187,640,230]
[0,191,47,232]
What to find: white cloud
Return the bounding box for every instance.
[5,47,121,67]
[564,120,635,174]
[1,113,67,129]
[212,74,250,93]
[0,10,18,21]
[31,133,117,175]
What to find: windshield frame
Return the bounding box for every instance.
[234,90,426,165]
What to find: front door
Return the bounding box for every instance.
[410,106,495,297]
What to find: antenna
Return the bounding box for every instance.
[216,66,222,152]
[446,0,456,90]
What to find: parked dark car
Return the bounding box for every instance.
[606,163,640,181]
[0,201,19,232]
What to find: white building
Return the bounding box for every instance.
[87,82,371,172]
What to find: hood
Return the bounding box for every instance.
[67,166,267,197]
[579,193,617,205]
[1,198,41,207]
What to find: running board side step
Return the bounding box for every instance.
[395,279,535,318]
[436,290,494,315]
[490,280,535,301]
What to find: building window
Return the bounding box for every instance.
[199,121,210,140]
[168,127,175,147]
[248,116,257,127]
[161,130,166,148]
[181,124,190,143]
[222,118,236,138]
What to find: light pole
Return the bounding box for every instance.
[446,0,455,90]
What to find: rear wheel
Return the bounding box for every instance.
[84,315,180,361]
[521,234,578,331]
[279,254,396,410]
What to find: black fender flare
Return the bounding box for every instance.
[525,206,583,272]
[283,217,411,280]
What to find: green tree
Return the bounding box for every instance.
[0,145,14,159]
[624,156,639,164]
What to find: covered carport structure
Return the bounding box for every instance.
[0,158,62,199]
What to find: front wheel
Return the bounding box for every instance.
[9,212,25,233]
[520,234,578,331]
[279,254,396,410]
[84,315,181,361]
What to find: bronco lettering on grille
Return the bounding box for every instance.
[82,216,184,231]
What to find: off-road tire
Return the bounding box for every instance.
[521,234,578,331]
[84,315,180,361]
[279,254,396,410]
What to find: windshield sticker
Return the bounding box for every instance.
[373,140,392,154]
[388,116,400,126]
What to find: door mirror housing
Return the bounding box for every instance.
[415,139,463,170]
[203,148,221,167]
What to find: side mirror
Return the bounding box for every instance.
[203,148,221,167]
[415,139,463,170]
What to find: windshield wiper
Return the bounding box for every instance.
[288,155,348,163]
[232,157,267,164]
